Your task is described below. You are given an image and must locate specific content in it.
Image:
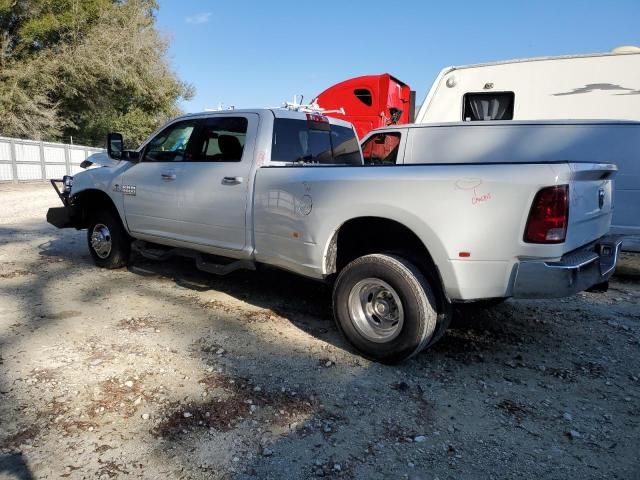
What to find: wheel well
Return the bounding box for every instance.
[332,217,431,272]
[330,216,448,304]
[70,189,122,229]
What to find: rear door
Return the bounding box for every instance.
[170,114,258,251]
[122,119,198,238]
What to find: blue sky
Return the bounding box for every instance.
[156,0,640,112]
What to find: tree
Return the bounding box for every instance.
[0,0,193,146]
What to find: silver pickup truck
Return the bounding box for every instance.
[47,109,621,363]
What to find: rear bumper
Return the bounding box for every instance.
[47,206,82,229]
[512,235,623,299]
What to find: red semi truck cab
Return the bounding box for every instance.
[312,74,413,139]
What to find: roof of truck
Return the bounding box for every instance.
[177,108,354,129]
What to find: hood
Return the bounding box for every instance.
[81,151,120,168]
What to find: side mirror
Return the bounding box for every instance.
[107,132,123,160]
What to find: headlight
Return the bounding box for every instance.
[63,175,73,193]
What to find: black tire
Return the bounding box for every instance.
[424,301,453,348]
[332,254,438,363]
[86,209,130,269]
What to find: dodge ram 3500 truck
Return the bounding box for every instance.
[47,109,622,363]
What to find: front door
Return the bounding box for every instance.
[171,114,258,251]
[122,119,198,239]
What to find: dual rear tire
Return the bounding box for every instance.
[333,253,449,363]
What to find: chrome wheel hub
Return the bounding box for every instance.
[90,223,112,259]
[347,278,404,343]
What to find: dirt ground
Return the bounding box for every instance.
[0,182,638,480]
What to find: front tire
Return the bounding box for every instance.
[333,254,438,363]
[87,209,130,269]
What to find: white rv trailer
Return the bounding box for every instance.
[415,48,640,249]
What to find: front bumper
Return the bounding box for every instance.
[46,177,83,229]
[47,205,82,229]
[512,235,622,299]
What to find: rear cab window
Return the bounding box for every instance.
[271,115,361,165]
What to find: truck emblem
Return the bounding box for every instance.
[113,184,136,196]
[598,188,605,209]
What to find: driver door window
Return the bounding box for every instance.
[361,132,401,165]
[143,120,198,162]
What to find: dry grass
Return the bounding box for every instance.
[154,371,316,439]
[96,458,129,478]
[0,425,40,449]
[87,375,152,419]
[153,398,250,437]
[27,367,59,384]
[197,298,281,323]
[117,315,162,332]
[0,269,31,279]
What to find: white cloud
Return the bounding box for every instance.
[185,12,211,24]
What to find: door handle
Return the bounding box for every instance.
[161,172,176,181]
[222,176,243,185]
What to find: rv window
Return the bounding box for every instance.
[354,88,373,107]
[361,132,401,165]
[463,92,514,121]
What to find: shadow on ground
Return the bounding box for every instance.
[1,219,638,479]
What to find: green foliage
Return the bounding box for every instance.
[0,0,192,147]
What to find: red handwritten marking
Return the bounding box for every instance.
[472,192,492,205]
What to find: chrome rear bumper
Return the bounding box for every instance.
[512,235,622,299]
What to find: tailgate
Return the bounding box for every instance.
[565,163,617,251]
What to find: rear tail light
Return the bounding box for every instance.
[524,185,569,244]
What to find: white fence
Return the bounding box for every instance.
[0,136,103,181]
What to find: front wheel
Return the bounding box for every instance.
[333,254,439,363]
[87,209,130,269]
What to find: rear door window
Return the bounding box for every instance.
[361,132,401,165]
[271,118,361,165]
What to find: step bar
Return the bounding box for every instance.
[131,240,256,276]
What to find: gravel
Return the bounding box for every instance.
[0,182,639,480]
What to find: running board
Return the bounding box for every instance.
[131,240,256,275]
[131,240,174,261]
